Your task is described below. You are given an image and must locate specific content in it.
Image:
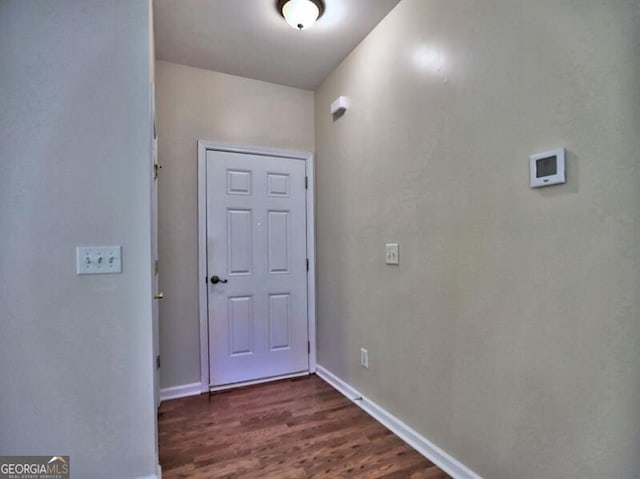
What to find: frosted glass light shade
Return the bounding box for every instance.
[281,0,321,30]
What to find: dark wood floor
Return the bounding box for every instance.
[158,374,450,478]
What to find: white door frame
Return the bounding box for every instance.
[197,140,316,393]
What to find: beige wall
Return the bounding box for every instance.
[315,1,640,478]
[0,1,157,477]
[156,61,315,388]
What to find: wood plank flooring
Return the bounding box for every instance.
[159,375,451,479]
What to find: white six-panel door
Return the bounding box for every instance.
[206,150,308,387]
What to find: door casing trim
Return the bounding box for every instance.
[197,140,317,393]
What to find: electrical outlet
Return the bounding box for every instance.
[385,243,399,265]
[360,348,369,368]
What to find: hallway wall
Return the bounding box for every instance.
[314,0,640,477]
[0,1,157,477]
[155,61,314,389]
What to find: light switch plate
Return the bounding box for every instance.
[360,348,369,368]
[76,246,122,275]
[385,243,399,265]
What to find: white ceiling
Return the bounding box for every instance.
[153,0,401,90]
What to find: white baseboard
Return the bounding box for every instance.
[316,365,482,479]
[159,382,202,401]
[135,472,159,479]
[132,462,161,478]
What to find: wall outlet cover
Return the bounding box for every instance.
[385,243,399,265]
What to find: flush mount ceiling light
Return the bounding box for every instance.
[277,0,325,31]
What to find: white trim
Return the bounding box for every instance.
[316,366,362,400]
[135,473,159,479]
[136,464,160,479]
[305,150,317,373]
[197,141,317,390]
[316,366,483,479]
[197,141,209,392]
[208,371,309,393]
[159,382,203,401]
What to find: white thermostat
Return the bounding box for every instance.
[530,147,566,188]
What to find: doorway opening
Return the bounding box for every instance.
[197,141,316,392]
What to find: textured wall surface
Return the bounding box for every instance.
[155,61,314,389]
[0,1,157,478]
[315,1,640,477]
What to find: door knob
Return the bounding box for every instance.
[210,275,228,285]
[154,291,164,300]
